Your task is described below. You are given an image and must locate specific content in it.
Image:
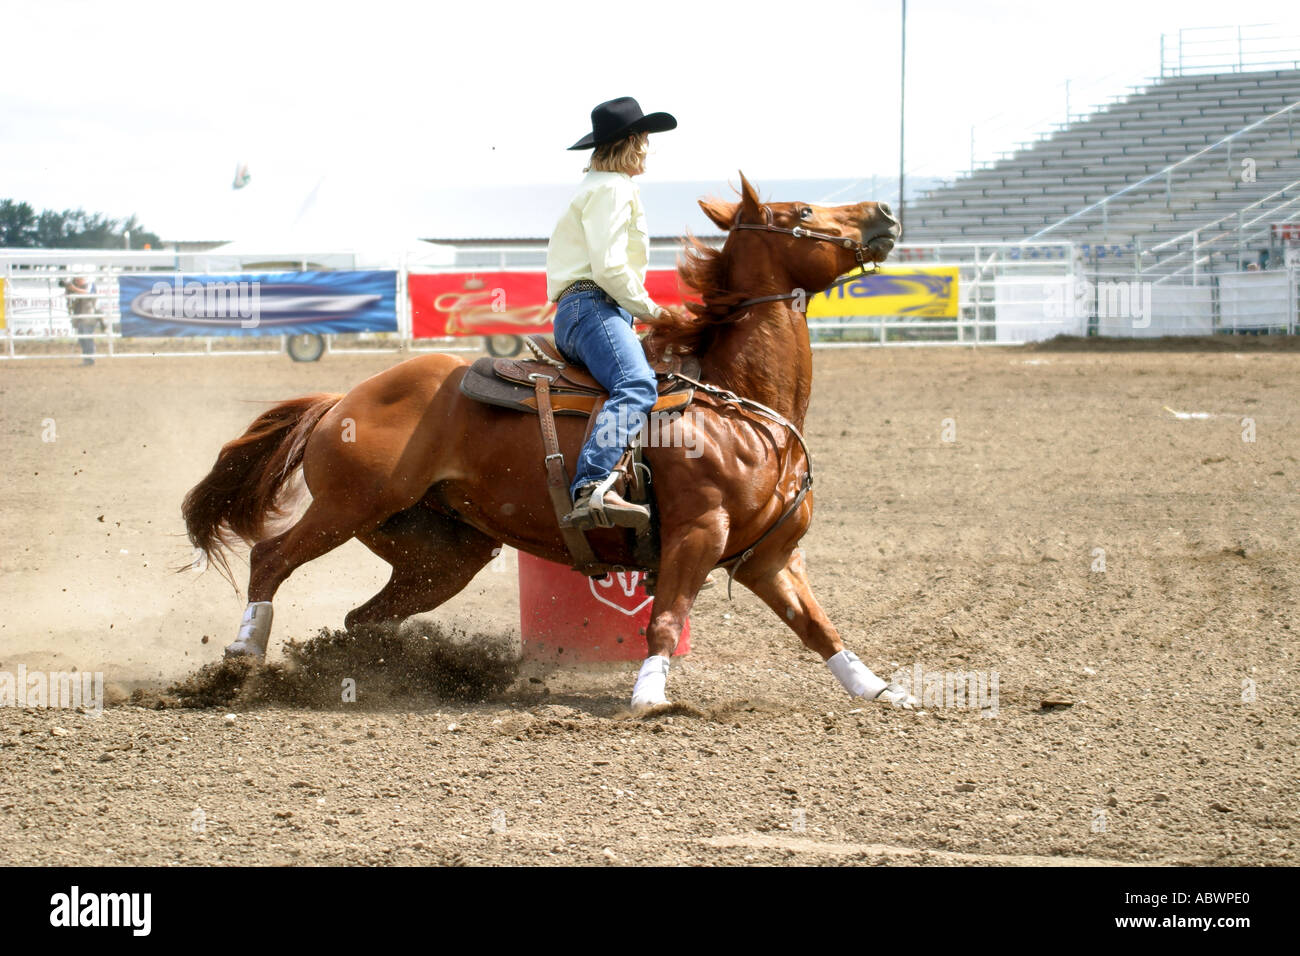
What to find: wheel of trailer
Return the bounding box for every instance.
[484,335,524,357]
[287,333,326,362]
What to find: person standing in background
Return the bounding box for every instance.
[60,275,100,365]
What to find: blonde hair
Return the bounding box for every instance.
[585,132,649,176]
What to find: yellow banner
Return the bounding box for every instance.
[808,266,959,319]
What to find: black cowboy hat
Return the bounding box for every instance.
[568,96,677,151]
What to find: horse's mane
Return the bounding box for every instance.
[644,221,753,357]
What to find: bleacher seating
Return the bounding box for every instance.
[904,68,1300,271]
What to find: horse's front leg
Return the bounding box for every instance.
[632,514,728,711]
[738,548,917,708]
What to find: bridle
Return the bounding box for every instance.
[663,203,895,591]
[729,205,885,310]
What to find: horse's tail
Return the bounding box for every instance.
[182,393,342,584]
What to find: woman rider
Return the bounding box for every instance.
[546,96,677,531]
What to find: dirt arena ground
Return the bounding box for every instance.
[1,341,1296,866]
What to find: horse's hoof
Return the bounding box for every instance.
[875,682,918,709]
[226,602,272,659]
[223,641,265,660]
[630,695,671,714]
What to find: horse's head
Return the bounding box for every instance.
[655,172,902,362]
[698,171,900,294]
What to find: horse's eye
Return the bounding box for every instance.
[799,207,813,221]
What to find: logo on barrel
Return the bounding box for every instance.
[589,571,652,616]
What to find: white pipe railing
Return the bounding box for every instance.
[1146,179,1300,255]
[1141,180,1300,276]
[1154,200,1300,283]
[1,242,1080,354]
[1161,25,1300,77]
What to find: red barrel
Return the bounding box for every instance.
[518,552,691,663]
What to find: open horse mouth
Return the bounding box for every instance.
[863,229,899,260]
[860,200,902,260]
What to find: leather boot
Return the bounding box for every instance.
[563,481,650,531]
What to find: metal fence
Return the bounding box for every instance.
[1161,25,1300,77]
[0,249,473,361]
[7,240,1297,358]
[2,243,1083,358]
[439,241,1083,348]
[1082,265,1297,336]
[808,242,1079,347]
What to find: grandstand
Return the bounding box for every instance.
[905,66,1300,276]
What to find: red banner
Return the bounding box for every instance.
[409,271,687,338]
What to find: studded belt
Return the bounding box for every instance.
[557,279,605,301]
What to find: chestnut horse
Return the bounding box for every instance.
[183,173,916,711]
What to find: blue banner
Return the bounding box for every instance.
[117,271,397,337]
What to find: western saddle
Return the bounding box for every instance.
[459,334,699,577]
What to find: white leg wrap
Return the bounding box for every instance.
[630,655,671,710]
[827,650,918,708]
[225,601,273,658]
[826,649,888,699]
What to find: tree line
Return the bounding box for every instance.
[0,199,161,249]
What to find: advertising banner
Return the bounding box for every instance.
[809,266,960,319]
[0,278,73,336]
[410,270,687,338]
[117,271,397,337]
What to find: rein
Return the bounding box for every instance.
[667,371,815,596]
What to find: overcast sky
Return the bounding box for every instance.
[4,0,1298,241]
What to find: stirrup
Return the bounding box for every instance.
[585,471,624,529]
[562,472,649,531]
[561,482,600,531]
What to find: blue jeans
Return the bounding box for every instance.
[72,319,96,361]
[552,289,657,498]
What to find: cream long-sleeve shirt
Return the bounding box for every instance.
[546,170,660,318]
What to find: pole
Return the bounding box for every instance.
[898,0,906,223]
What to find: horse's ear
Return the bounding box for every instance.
[736,170,765,223]
[698,196,738,231]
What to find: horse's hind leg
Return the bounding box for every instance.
[345,504,500,631]
[226,499,378,658]
[737,547,917,708]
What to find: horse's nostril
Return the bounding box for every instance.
[878,202,892,217]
